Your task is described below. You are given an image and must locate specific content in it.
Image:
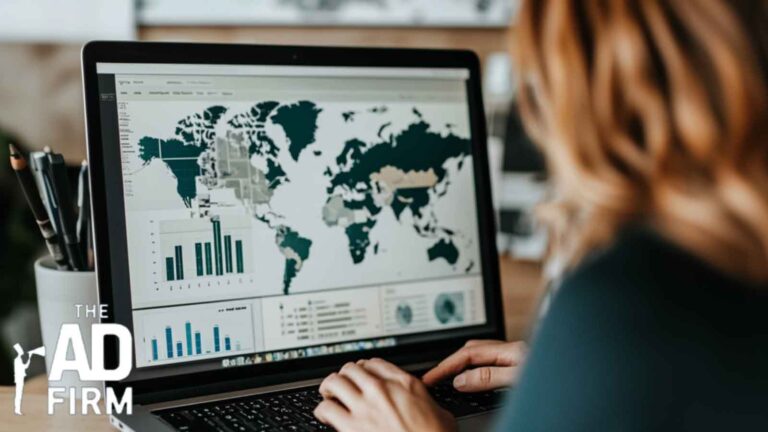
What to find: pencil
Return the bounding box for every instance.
[8,144,69,269]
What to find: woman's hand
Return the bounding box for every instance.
[314,358,456,432]
[422,340,528,392]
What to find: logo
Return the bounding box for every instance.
[12,304,134,416]
[13,344,45,415]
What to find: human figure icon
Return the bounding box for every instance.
[13,343,45,415]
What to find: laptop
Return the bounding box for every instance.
[81,41,505,431]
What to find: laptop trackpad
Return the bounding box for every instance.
[457,412,497,432]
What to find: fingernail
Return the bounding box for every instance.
[453,375,466,388]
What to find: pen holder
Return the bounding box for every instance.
[34,256,100,398]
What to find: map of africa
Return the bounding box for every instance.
[138,101,473,294]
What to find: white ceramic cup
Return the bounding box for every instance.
[34,256,100,397]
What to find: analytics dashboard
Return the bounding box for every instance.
[97,63,487,370]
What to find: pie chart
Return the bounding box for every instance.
[434,292,465,324]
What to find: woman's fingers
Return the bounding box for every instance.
[422,341,526,386]
[319,372,362,408]
[314,399,353,431]
[359,359,410,383]
[463,339,506,347]
[338,361,380,391]
[452,366,518,392]
[360,358,427,395]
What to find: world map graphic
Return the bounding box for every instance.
[138,101,473,294]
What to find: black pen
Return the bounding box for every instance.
[31,151,70,269]
[76,160,91,269]
[47,152,86,271]
[8,144,69,269]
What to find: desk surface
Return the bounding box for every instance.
[0,256,543,431]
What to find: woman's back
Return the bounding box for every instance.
[499,228,768,430]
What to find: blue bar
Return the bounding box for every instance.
[185,322,193,356]
[195,331,202,355]
[165,326,173,358]
[213,325,220,352]
[176,341,183,357]
[225,336,231,351]
[151,339,158,361]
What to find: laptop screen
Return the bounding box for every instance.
[94,62,487,379]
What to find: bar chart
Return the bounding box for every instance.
[160,215,251,283]
[138,300,256,366]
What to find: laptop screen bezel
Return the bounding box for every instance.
[81,41,504,404]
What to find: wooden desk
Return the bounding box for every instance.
[0,257,543,430]
[0,376,110,431]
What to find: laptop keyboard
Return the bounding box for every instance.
[156,381,508,431]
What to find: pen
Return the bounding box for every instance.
[76,160,91,269]
[31,152,67,259]
[8,144,69,269]
[47,152,86,271]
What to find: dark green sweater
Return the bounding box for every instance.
[497,228,768,430]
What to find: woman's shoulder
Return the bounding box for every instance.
[499,228,768,431]
[559,227,766,306]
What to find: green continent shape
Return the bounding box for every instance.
[266,159,287,188]
[174,105,228,147]
[138,138,203,207]
[329,120,470,219]
[276,226,312,294]
[335,138,366,167]
[137,105,226,207]
[427,238,459,265]
[327,117,471,263]
[271,101,322,161]
[345,219,377,264]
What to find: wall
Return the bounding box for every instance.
[0,26,511,162]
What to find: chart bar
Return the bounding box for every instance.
[224,235,233,273]
[225,336,231,351]
[235,240,244,274]
[185,322,193,356]
[174,245,184,280]
[194,331,202,355]
[213,325,221,352]
[165,326,173,359]
[165,257,174,281]
[195,243,204,276]
[204,242,213,275]
[212,218,223,276]
[176,341,183,357]
[151,339,158,361]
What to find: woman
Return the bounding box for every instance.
[314,0,768,430]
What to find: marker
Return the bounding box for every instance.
[76,161,91,269]
[47,152,86,271]
[8,144,68,269]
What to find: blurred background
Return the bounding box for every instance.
[0,0,546,384]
